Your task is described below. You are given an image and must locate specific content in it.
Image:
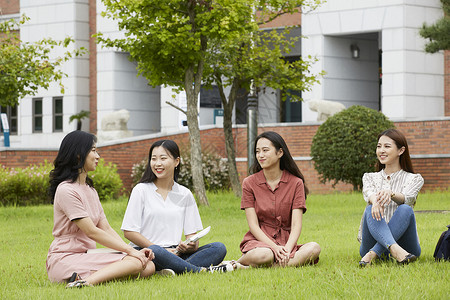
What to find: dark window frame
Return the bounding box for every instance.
[279,55,302,123]
[33,98,43,133]
[53,96,63,132]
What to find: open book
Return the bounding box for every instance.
[174,226,211,254]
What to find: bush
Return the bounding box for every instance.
[0,159,123,206]
[131,151,230,193]
[91,159,124,201]
[0,162,52,206]
[310,105,394,191]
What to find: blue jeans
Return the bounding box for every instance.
[136,242,227,274]
[360,204,421,258]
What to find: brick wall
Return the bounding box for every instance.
[2,120,449,194]
[0,0,19,14]
[258,9,302,29]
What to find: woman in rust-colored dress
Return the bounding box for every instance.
[237,131,321,268]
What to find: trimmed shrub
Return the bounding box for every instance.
[131,150,230,193]
[0,159,123,206]
[310,105,394,191]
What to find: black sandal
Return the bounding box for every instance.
[398,253,417,265]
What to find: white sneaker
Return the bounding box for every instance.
[208,263,234,273]
[221,260,248,270]
[65,280,91,288]
[156,269,176,277]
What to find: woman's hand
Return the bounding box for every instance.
[176,241,197,254]
[127,248,153,269]
[273,245,290,266]
[371,201,384,221]
[376,189,392,207]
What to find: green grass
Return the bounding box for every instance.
[0,191,449,299]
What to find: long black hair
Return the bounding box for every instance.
[376,128,415,173]
[251,131,309,196]
[139,139,181,183]
[48,131,97,203]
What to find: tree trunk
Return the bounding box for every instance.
[217,77,242,197]
[184,5,208,205]
[185,65,209,206]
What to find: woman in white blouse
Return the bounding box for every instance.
[121,140,232,274]
[359,129,424,266]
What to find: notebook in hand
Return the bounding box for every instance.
[174,226,211,254]
[185,226,211,243]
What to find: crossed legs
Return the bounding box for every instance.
[360,204,420,264]
[237,242,321,268]
[83,256,155,286]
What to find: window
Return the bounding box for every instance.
[0,105,18,135]
[200,85,222,108]
[280,89,302,123]
[53,97,63,132]
[33,98,43,133]
[280,56,302,123]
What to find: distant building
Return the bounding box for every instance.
[0,0,447,148]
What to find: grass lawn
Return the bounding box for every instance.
[0,191,448,299]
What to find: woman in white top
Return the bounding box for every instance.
[359,129,424,266]
[121,140,232,274]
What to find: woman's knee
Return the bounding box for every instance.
[245,248,274,265]
[140,262,155,278]
[397,204,413,214]
[147,244,166,255]
[210,242,227,256]
[259,248,275,264]
[304,242,321,257]
[124,256,147,273]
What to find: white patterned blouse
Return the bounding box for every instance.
[357,169,424,242]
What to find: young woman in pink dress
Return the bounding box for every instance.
[46,131,155,287]
[237,131,321,267]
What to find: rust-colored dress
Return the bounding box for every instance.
[240,170,307,259]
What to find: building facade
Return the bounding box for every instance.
[1,0,448,148]
[301,0,446,121]
[1,0,449,192]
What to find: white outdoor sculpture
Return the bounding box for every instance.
[97,109,133,142]
[308,99,346,122]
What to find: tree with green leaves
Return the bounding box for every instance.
[310,105,394,191]
[99,0,324,201]
[69,110,91,131]
[0,16,86,107]
[420,0,450,53]
[206,1,324,197]
[99,0,262,205]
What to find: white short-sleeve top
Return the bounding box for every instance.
[121,182,203,247]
